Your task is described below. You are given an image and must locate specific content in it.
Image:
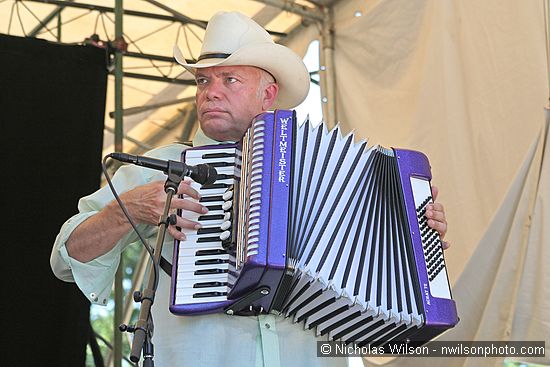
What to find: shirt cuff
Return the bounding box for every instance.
[51,212,120,305]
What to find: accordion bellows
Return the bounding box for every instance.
[170,110,459,346]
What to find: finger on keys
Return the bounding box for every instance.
[174,216,202,232]
[426,199,447,236]
[168,225,186,241]
[178,181,201,200]
[171,197,208,214]
[427,218,447,238]
[426,203,446,223]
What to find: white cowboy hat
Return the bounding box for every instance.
[173,11,310,109]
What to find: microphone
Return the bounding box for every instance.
[109,152,217,185]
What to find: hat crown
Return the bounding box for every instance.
[173,11,310,109]
[201,11,273,56]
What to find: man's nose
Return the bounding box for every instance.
[205,79,223,100]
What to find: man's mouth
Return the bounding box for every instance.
[202,108,227,115]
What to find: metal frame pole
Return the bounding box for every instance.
[113,1,124,366]
[320,6,337,128]
[56,10,61,41]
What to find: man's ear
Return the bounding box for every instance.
[262,83,279,110]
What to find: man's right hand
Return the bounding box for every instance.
[66,179,208,263]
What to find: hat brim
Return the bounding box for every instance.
[174,42,310,110]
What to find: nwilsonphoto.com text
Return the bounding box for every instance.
[317,341,546,358]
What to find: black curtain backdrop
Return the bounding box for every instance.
[1,34,107,366]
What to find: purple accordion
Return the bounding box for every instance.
[169,109,459,346]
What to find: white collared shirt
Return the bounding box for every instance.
[50,129,349,367]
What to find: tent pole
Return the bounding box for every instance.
[112,1,124,367]
[320,6,337,127]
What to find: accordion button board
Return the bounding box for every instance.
[169,110,459,345]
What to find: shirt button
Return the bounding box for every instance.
[90,292,98,302]
[264,323,271,329]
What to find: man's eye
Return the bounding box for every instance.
[196,77,208,85]
[226,77,238,83]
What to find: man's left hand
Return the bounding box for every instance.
[425,186,450,250]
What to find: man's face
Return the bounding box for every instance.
[195,65,275,141]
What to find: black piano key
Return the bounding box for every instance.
[221,236,233,250]
[201,183,231,190]
[193,281,228,288]
[195,249,227,256]
[208,162,233,168]
[195,258,228,265]
[215,174,234,180]
[199,195,223,203]
[198,214,225,221]
[194,268,228,275]
[205,204,223,211]
[197,236,222,243]
[197,227,223,235]
[193,291,228,298]
[202,152,236,159]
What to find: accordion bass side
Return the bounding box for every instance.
[169,109,459,345]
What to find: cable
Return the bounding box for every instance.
[183,22,203,43]
[36,10,93,36]
[99,12,111,41]
[132,21,175,43]
[182,25,196,61]
[19,0,57,38]
[7,1,16,35]
[15,1,27,36]
[100,155,159,293]
[93,11,101,35]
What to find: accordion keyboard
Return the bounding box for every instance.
[173,147,239,305]
[410,177,451,300]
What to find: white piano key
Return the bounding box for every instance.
[175,274,229,288]
[177,270,229,282]
[175,295,228,305]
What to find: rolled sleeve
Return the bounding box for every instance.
[49,143,188,305]
[51,211,121,305]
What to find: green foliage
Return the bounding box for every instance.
[504,359,550,367]
[86,242,145,366]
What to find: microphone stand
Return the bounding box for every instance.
[122,165,183,366]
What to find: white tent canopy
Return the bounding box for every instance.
[2,1,549,366]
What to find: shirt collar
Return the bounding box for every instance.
[191,126,235,147]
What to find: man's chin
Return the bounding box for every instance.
[200,119,240,142]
